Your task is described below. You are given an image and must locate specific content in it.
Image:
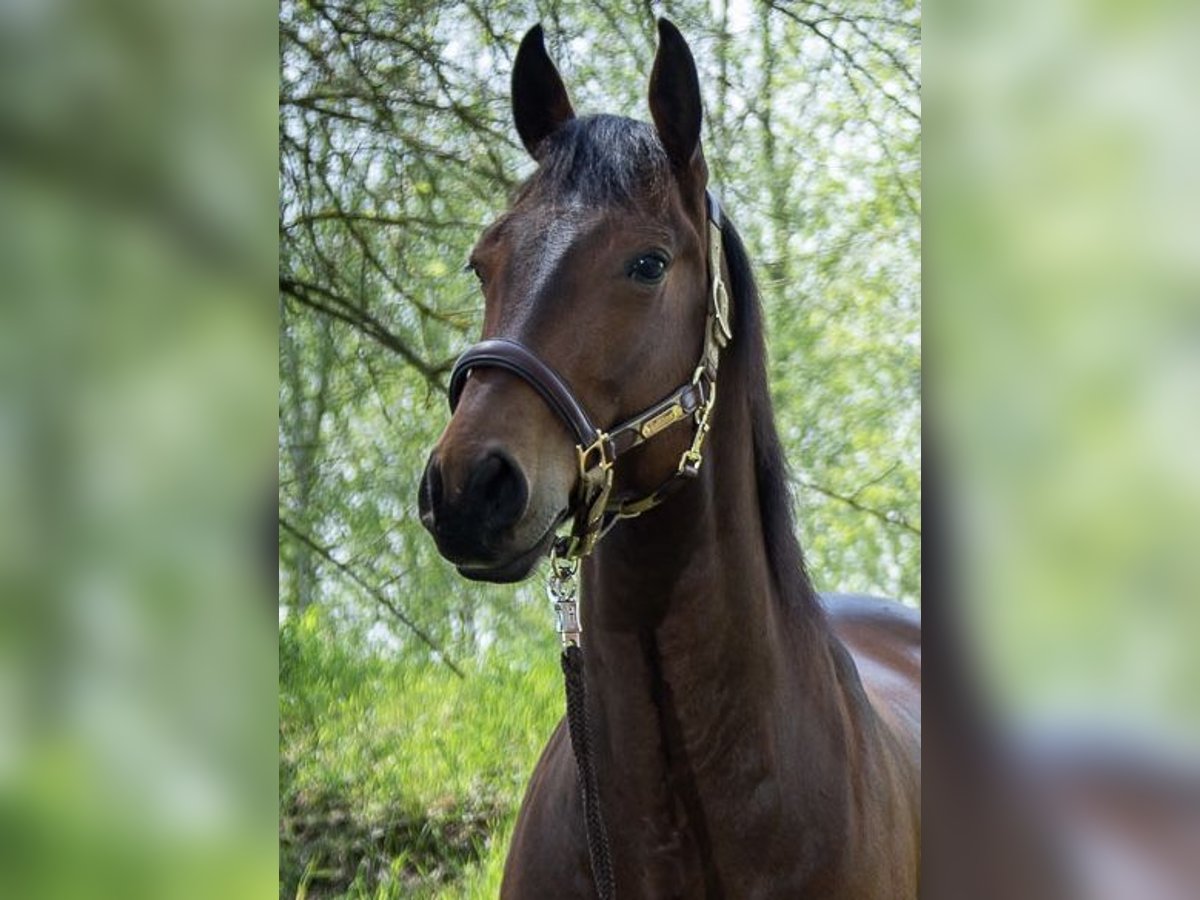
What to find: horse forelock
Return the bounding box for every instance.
[520,115,671,210]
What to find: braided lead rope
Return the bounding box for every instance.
[562,644,616,900]
[549,552,616,898]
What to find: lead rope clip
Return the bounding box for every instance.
[548,544,581,648]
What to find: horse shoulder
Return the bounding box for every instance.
[501,719,596,900]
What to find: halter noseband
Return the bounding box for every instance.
[447,191,732,562]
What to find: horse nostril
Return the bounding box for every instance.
[418,456,443,530]
[468,450,529,532]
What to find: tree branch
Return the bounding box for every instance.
[768,1,921,126]
[281,209,478,233]
[796,477,921,537]
[795,0,920,91]
[279,516,465,678]
[279,276,452,391]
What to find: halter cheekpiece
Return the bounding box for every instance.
[448,191,732,574]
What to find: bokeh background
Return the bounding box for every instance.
[0,1,278,898]
[926,1,1200,893]
[928,0,1200,745]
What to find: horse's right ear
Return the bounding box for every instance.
[512,24,575,159]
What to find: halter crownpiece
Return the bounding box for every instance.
[447,190,732,572]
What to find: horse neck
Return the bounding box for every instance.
[585,385,804,691]
[582,341,836,712]
[578,351,859,886]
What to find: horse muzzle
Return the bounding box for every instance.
[419,446,558,583]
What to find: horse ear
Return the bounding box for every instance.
[512,24,575,159]
[649,18,703,171]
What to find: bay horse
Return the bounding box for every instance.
[418,20,920,898]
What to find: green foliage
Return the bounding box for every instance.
[281,607,561,897]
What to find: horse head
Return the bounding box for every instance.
[420,20,721,582]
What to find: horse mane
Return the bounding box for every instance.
[526,114,819,611]
[719,216,820,612]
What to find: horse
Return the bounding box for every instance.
[418,20,920,898]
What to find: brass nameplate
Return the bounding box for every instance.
[640,403,686,439]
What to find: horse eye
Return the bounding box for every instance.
[629,253,669,285]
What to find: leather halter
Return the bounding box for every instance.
[448,191,732,562]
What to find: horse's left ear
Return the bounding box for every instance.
[649,18,703,172]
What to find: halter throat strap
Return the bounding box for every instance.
[447,191,732,561]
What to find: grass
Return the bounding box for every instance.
[280,608,562,898]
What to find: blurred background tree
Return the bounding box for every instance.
[278,1,918,895]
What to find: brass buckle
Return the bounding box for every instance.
[576,432,612,479]
[566,432,615,560]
